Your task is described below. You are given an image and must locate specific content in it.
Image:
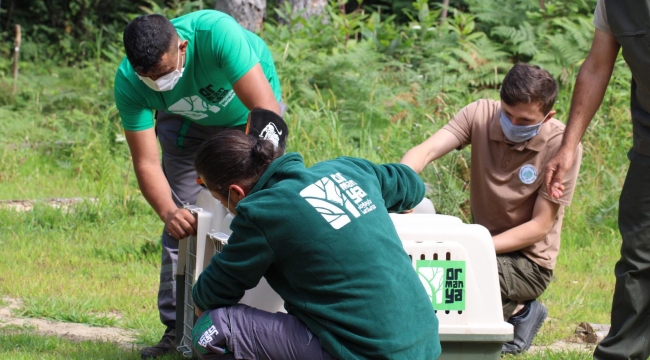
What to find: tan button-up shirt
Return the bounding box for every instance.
[443,99,582,269]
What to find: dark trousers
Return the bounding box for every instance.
[192,305,337,360]
[595,150,650,360]
[497,252,553,320]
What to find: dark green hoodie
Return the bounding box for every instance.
[193,153,441,360]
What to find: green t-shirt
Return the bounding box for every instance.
[114,10,281,131]
[193,153,441,360]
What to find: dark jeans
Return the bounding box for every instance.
[595,150,650,360]
[497,252,553,320]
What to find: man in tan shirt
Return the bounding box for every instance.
[402,64,582,354]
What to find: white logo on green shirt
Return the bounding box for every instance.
[168,96,221,120]
[198,325,219,347]
[300,172,376,230]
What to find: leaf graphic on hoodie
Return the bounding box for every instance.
[300,176,360,229]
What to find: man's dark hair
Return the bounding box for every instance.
[500,64,558,114]
[123,14,177,74]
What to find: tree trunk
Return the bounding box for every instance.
[214,0,266,32]
[12,24,20,96]
[440,0,449,24]
[276,0,327,23]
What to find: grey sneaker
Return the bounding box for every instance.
[502,300,547,355]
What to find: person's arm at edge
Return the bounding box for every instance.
[545,29,620,197]
[400,129,462,173]
[492,196,560,254]
[232,63,281,115]
[124,128,196,239]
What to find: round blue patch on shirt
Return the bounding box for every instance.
[519,164,537,185]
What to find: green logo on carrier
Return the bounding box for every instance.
[416,260,466,311]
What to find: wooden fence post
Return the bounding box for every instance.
[12,24,21,96]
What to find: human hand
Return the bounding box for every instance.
[164,208,197,239]
[544,148,574,200]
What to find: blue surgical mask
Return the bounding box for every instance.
[499,111,547,143]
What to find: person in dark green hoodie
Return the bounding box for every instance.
[191,129,441,360]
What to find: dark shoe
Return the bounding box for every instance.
[141,330,178,359]
[502,300,547,355]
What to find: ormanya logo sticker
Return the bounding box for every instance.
[416,260,466,311]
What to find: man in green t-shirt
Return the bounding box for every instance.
[114,10,282,359]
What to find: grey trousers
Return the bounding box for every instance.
[155,106,285,333]
[192,304,337,360]
[594,150,650,360]
[156,112,248,332]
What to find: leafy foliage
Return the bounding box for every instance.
[0,0,632,217]
[0,0,170,63]
[0,1,627,209]
[139,0,205,19]
[533,16,596,83]
[466,0,597,81]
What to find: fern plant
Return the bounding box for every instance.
[533,15,595,84]
[491,21,539,60]
[138,0,203,18]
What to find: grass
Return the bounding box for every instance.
[0,328,183,360]
[505,351,594,360]
[0,17,635,360]
[0,203,165,343]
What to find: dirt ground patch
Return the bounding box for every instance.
[0,198,98,212]
[0,297,137,347]
[528,320,606,354]
[530,340,596,354]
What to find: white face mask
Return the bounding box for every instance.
[226,190,236,216]
[137,43,184,92]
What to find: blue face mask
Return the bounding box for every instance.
[499,111,546,143]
